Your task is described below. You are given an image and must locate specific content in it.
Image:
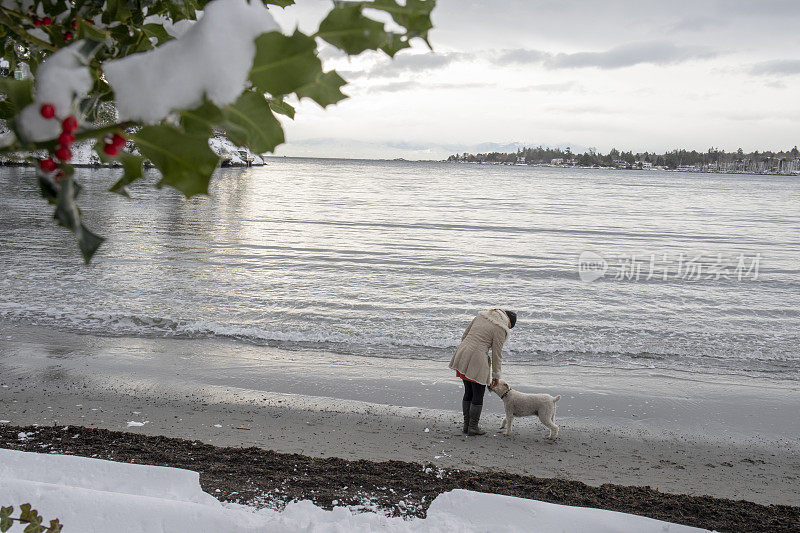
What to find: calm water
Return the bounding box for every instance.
[1,160,799,379]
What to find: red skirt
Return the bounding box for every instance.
[456,370,478,383]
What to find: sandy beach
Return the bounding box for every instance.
[2,320,798,513]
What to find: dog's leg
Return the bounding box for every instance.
[504,415,514,435]
[539,411,559,440]
[500,416,507,429]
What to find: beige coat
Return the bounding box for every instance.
[448,309,510,386]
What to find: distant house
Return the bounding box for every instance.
[550,158,564,165]
[639,161,653,169]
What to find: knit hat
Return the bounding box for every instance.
[504,310,517,329]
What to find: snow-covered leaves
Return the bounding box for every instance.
[0,0,437,262]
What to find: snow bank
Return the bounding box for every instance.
[104,0,278,123]
[0,449,710,532]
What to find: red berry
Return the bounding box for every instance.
[111,133,126,148]
[40,103,55,119]
[55,146,72,162]
[42,17,52,26]
[61,116,78,134]
[39,158,57,173]
[71,20,78,29]
[33,17,42,27]
[103,143,120,157]
[64,32,73,42]
[58,132,75,147]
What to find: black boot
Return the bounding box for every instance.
[467,404,486,436]
[462,400,471,434]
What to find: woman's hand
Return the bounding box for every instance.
[490,378,499,389]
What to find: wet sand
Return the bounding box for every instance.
[1,321,799,507]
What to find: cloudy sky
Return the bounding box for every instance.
[269,0,800,159]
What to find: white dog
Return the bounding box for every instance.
[489,379,560,439]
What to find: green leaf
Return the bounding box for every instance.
[0,78,34,119]
[265,0,295,6]
[77,20,109,42]
[0,506,11,533]
[268,97,295,119]
[316,3,388,55]
[369,0,435,42]
[221,91,284,154]
[97,145,145,197]
[249,31,323,96]
[19,504,32,522]
[142,23,173,46]
[295,70,347,108]
[180,100,224,137]
[380,32,411,57]
[102,0,132,24]
[54,177,105,264]
[23,520,45,533]
[45,519,63,533]
[132,125,219,197]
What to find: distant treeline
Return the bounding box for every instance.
[447,146,800,174]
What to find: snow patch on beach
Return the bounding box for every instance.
[0,449,709,533]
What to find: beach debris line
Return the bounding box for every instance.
[1,424,796,532]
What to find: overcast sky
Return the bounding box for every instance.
[269,0,800,159]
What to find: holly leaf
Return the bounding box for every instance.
[380,32,411,57]
[0,77,34,119]
[249,31,322,97]
[221,91,284,154]
[265,1,295,8]
[108,152,145,197]
[142,23,173,46]
[268,97,295,119]
[133,125,219,197]
[54,177,105,264]
[180,100,224,137]
[368,0,435,43]
[295,71,347,108]
[77,20,109,42]
[316,3,388,55]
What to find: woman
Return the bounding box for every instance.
[449,308,517,436]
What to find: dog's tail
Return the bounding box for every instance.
[553,395,561,402]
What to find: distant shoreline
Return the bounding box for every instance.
[445,160,800,177]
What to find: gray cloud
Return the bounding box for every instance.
[495,48,549,65]
[496,42,717,69]
[750,59,800,76]
[345,52,471,80]
[513,81,580,92]
[367,80,493,93]
[550,42,716,69]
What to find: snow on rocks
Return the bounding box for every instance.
[0,449,710,533]
[104,0,279,123]
[17,42,93,142]
[209,136,264,166]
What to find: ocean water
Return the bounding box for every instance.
[1,159,798,380]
